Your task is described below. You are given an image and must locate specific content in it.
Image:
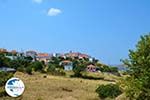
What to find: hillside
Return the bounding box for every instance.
[1,72,117,100]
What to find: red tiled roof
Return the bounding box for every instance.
[37,53,49,57]
[11,50,17,54]
[61,60,72,63]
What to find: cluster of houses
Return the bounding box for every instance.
[0,48,101,73]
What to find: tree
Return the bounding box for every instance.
[32,61,43,72]
[10,60,22,69]
[122,34,150,100]
[73,64,86,77]
[0,54,11,67]
[47,64,66,76]
[24,56,33,62]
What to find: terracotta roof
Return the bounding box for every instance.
[68,52,79,57]
[61,60,72,63]
[37,53,50,58]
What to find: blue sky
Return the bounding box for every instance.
[0,0,150,64]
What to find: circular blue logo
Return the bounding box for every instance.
[5,78,25,97]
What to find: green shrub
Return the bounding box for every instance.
[81,75,104,80]
[77,72,104,80]
[52,69,66,76]
[96,84,122,99]
[17,66,25,72]
[73,65,86,77]
[48,66,66,76]
[0,72,13,97]
[101,66,119,73]
[0,72,13,87]
[26,67,32,75]
[0,87,7,97]
[109,67,118,72]
[47,65,55,72]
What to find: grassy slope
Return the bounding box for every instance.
[2,72,117,100]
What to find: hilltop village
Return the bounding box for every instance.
[0,48,119,74]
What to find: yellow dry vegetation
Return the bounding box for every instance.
[2,72,117,100]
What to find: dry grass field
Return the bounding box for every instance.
[1,72,118,100]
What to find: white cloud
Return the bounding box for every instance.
[32,0,43,4]
[47,8,62,16]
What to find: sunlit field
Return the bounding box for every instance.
[1,72,118,100]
